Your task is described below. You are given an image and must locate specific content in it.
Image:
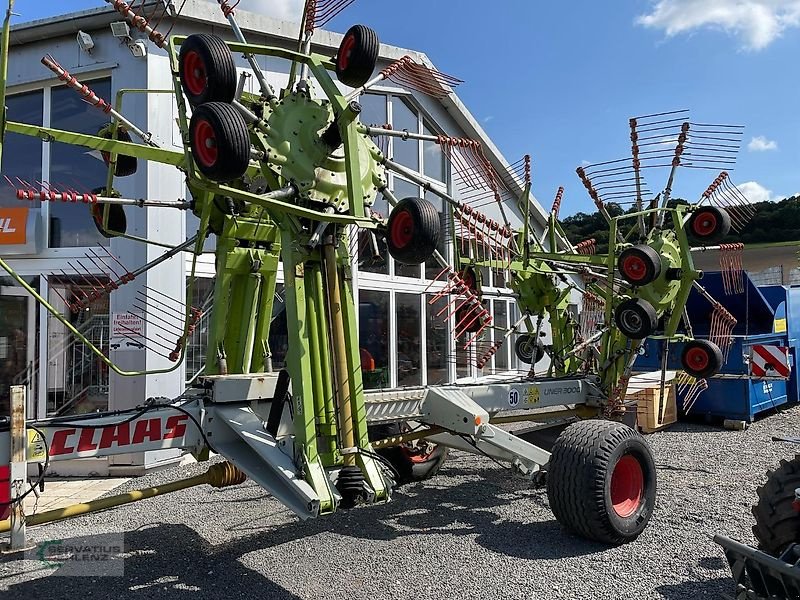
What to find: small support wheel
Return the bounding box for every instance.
[547,419,657,545]
[459,266,479,293]
[99,127,137,177]
[680,339,723,378]
[386,197,440,264]
[618,245,662,286]
[335,25,380,88]
[687,206,731,244]
[515,334,545,364]
[752,456,800,557]
[614,298,658,339]
[189,102,251,182]
[90,188,127,238]
[369,422,448,486]
[179,34,237,106]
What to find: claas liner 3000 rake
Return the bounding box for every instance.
[0,0,751,547]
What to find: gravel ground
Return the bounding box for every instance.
[2,406,799,600]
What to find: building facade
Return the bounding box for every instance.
[0,2,554,473]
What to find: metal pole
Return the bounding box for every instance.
[9,385,26,550]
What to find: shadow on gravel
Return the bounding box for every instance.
[655,577,735,599]
[0,524,303,599]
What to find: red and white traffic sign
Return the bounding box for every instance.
[750,345,790,378]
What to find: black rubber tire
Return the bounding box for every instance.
[547,419,657,545]
[455,302,486,334]
[687,206,731,244]
[460,266,479,293]
[515,334,545,364]
[369,422,449,486]
[179,34,237,106]
[753,456,800,557]
[189,102,251,182]
[89,188,127,238]
[99,127,137,177]
[618,244,662,286]
[680,339,724,378]
[614,298,658,339]
[386,197,440,264]
[335,25,380,88]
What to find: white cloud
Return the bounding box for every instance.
[748,135,778,151]
[737,181,777,202]
[483,115,495,123]
[236,0,305,21]
[636,0,800,50]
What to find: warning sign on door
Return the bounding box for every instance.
[112,312,145,340]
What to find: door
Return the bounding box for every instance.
[0,286,35,417]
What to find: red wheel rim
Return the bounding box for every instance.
[182,51,207,96]
[192,119,218,168]
[621,254,648,282]
[390,210,414,249]
[338,34,356,71]
[400,445,436,464]
[461,269,476,290]
[685,346,710,371]
[693,211,718,237]
[610,454,644,518]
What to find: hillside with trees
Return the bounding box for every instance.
[560,195,800,253]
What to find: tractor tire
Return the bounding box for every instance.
[189,102,251,182]
[687,206,731,244]
[680,339,724,378]
[386,197,440,264]
[752,456,800,557]
[615,298,658,339]
[618,244,662,286]
[99,127,138,177]
[369,422,448,486]
[179,34,237,106]
[515,334,545,364]
[547,419,657,545]
[90,188,127,238]
[335,25,380,88]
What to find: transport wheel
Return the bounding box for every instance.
[680,339,723,378]
[189,102,251,182]
[386,197,440,264]
[752,456,800,557]
[547,419,656,545]
[687,206,731,244]
[455,301,486,334]
[179,34,237,106]
[459,265,479,293]
[618,245,662,286]
[369,422,449,486]
[335,25,380,88]
[515,334,545,364]
[90,188,127,238]
[614,298,658,339]
[99,127,137,177]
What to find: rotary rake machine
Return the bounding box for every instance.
[0,0,752,549]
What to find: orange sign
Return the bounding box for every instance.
[0,207,27,245]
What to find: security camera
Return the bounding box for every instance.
[76,30,94,53]
[128,40,147,58]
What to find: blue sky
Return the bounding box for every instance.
[13,0,800,216]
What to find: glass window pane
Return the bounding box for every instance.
[494,300,508,371]
[0,90,43,208]
[426,293,448,385]
[359,290,389,389]
[396,293,421,387]
[392,177,421,279]
[359,192,388,275]
[49,78,113,247]
[423,121,446,182]
[390,97,419,172]
[359,93,387,126]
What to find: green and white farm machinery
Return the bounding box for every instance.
[0,0,752,550]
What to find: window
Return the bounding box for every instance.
[390,97,419,172]
[396,293,421,387]
[0,91,43,208]
[359,290,389,389]
[49,78,112,247]
[494,300,509,371]
[426,293,449,385]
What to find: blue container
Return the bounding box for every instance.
[635,272,798,422]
